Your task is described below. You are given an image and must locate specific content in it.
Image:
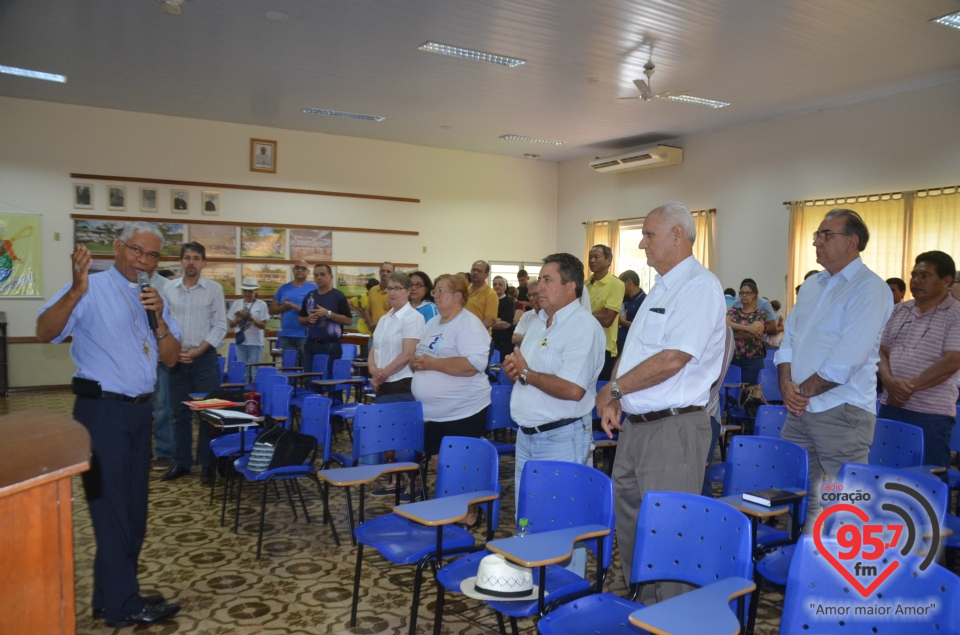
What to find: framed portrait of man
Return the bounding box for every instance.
[171,189,189,214]
[250,138,277,174]
[201,191,220,216]
[140,187,158,212]
[73,183,93,209]
[107,185,126,211]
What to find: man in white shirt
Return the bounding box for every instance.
[775,209,893,530]
[595,202,726,601]
[162,241,227,484]
[512,280,539,345]
[503,254,605,575]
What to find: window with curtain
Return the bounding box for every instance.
[489,261,542,288]
[786,186,960,311]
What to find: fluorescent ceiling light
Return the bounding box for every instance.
[303,108,385,121]
[500,135,563,145]
[932,11,960,30]
[419,42,525,67]
[661,95,729,108]
[0,64,66,83]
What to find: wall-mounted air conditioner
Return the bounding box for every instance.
[588,144,683,173]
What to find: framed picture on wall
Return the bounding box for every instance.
[240,226,287,259]
[250,138,277,174]
[107,185,127,211]
[73,183,93,209]
[140,187,158,212]
[290,228,332,260]
[201,191,220,216]
[171,189,189,214]
[189,223,236,256]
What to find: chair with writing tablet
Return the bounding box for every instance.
[485,385,518,457]
[779,536,960,635]
[869,418,925,470]
[538,491,754,635]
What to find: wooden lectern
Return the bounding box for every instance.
[0,410,91,635]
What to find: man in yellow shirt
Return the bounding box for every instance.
[362,262,394,332]
[465,260,499,332]
[587,244,625,380]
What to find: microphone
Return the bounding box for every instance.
[137,271,160,331]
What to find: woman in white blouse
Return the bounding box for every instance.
[368,272,425,400]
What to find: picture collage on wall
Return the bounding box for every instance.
[74,182,222,216]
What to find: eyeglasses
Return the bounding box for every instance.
[293,266,308,271]
[411,283,425,289]
[739,291,756,296]
[812,230,846,241]
[121,241,161,262]
[892,319,932,350]
[434,288,458,296]
[386,285,407,292]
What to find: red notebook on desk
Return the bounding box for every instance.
[182,398,240,409]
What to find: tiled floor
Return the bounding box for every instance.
[2,390,795,634]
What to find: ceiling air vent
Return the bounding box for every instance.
[589,145,682,173]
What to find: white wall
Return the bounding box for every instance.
[558,80,960,301]
[0,96,558,386]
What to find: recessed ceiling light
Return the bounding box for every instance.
[0,64,66,83]
[932,11,960,30]
[303,108,385,121]
[265,11,288,20]
[500,135,563,145]
[584,77,602,83]
[661,95,729,108]
[524,154,540,159]
[418,42,525,67]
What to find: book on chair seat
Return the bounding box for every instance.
[742,488,801,507]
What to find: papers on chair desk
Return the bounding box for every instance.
[206,409,259,420]
[182,398,239,409]
[742,488,801,507]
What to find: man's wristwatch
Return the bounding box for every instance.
[610,379,622,400]
[519,368,530,386]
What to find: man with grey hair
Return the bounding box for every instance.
[37,223,183,626]
[595,201,726,603]
[776,209,892,530]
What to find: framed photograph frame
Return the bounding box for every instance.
[171,189,189,214]
[107,185,127,211]
[250,138,277,174]
[140,187,159,213]
[73,183,93,209]
[201,190,220,216]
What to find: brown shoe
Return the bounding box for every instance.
[153,457,173,472]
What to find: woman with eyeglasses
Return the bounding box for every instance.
[368,272,425,401]
[726,280,768,384]
[408,270,439,322]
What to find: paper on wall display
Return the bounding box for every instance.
[0,212,42,297]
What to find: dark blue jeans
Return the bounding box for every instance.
[304,338,342,379]
[732,356,764,385]
[169,349,221,470]
[878,404,955,476]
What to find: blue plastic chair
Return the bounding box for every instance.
[246,364,278,392]
[349,436,500,635]
[948,405,960,495]
[754,405,789,438]
[278,348,299,370]
[228,342,237,365]
[763,358,776,371]
[434,460,615,634]
[485,385,518,457]
[757,462,949,590]
[289,354,329,411]
[538,492,754,635]
[224,360,246,387]
[758,368,782,403]
[869,418,924,469]
[780,536,960,635]
[231,395,339,558]
[341,343,358,360]
[218,355,227,382]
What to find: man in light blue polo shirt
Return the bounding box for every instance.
[269,259,317,365]
[37,222,183,627]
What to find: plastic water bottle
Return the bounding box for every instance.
[515,517,529,538]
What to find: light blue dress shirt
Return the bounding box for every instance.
[774,257,892,413]
[39,266,182,397]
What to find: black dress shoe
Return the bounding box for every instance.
[106,600,180,627]
[161,465,191,481]
[200,467,212,485]
[93,594,164,619]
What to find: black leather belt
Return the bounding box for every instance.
[520,417,581,435]
[626,406,704,424]
[101,391,152,404]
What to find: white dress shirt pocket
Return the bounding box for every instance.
[639,310,667,348]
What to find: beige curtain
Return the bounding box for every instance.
[584,220,620,277]
[692,209,716,272]
[908,190,960,277]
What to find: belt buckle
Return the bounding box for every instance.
[668,408,679,417]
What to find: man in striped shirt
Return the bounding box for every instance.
[878,251,960,474]
[162,241,227,483]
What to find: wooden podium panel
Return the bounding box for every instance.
[0,410,90,635]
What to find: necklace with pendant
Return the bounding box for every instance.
[111,275,151,360]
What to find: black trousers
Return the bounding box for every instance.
[74,396,153,622]
[599,350,617,381]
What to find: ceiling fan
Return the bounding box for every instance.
[620,61,729,108]
[157,0,185,15]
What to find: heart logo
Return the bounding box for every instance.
[813,503,899,598]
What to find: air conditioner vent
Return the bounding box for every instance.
[589,145,682,173]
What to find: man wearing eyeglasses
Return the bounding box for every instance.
[163,241,227,483]
[298,264,352,377]
[877,251,960,476]
[37,222,183,627]
[775,209,893,531]
[270,259,317,366]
